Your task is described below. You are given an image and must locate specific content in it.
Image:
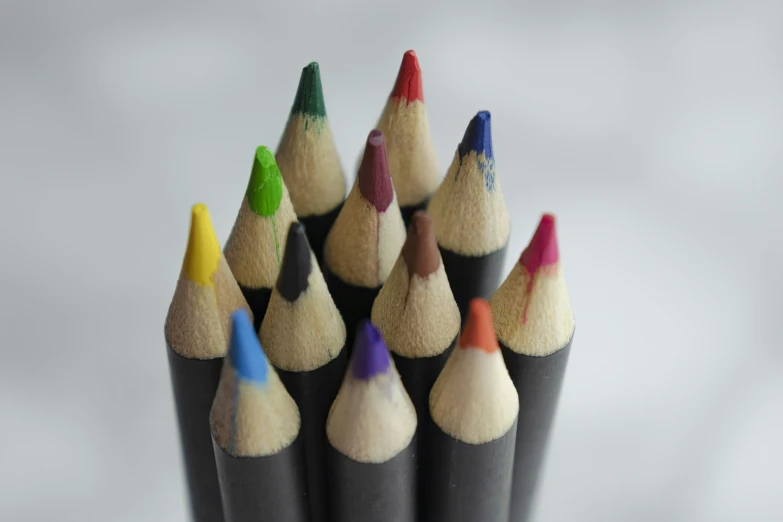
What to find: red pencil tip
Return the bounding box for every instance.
[519,213,559,274]
[391,50,424,103]
[358,129,394,212]
[459,299,499,353]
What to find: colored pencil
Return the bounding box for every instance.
[325,321,417,522]
[425,298,518,522]
[164,204,252,522]
[210,310,309,522]
[224,146,298,330]
[428,111,510,320]
[276,62,346,263]
[259,222,347,522]
[370,210,460,514]
[323,129,406,352]
[375,50,440,225]
[489,214,575,522]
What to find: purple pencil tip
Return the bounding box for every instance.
[357,129,394,212]
[351,321,391,380]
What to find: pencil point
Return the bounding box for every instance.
[182,203,221,286]
[351,321,391,379]
[291,61,326,119]
[402,211,439,277]
[276,222,312,302]
[459,299,499,353]
[458,111,493,161]
[391,50,424,103]
[228,309,268,383]
[519,213,559,274]
[357,129,394,212]
[246,146,283,217]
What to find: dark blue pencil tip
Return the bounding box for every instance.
[351,321,391,380]
[458,111,493,160]
[228,309,268,383]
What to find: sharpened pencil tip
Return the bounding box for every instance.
[229,309,268,383]
[402,211,439,277]
[291,61,326,118]
[391,50,424,103]
[357,129,394,212]
[458,111,493,161]
[459,299,499,353]
[519,213,559,274]
[276,222,312,302]
[351,321,391,380]
[182,203,221,286]
[246,146,283,217]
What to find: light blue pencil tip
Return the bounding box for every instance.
[228,309,268,383]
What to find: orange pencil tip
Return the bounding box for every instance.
[459,299,499,353]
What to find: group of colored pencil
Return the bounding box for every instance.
[164,50,575,522]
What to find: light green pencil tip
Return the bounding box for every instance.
[246,146,283,217]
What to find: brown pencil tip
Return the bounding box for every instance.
[402,211,439,277]
[357,129,394,212]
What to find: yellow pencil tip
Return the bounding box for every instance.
[183,203,221,286]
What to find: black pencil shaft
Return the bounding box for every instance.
[502,339,572,522]
[299,203,342,266]
[327,439,417,522]
[238,285,272,331]
[424,421,517,522]
[166,345,224,522]
[399,199,429,229]
[439,244,507,321]
[213,434,310,522]
[278,351,348,522]
[322,267,381,354]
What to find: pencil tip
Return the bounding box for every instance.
[351,321,391,380]
[458,111,493,161]
[276,222,312,302]
[246,146,283,217]
[357,129,394,212]
[459,299,499,353]
[391,50,423,103]
[291,61,326,118]
[228,309,268,383]
[402,211,439,277]
[183,203,221,286]
[519,213,559,273]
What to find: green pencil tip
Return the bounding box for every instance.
[291,62,326,119]
[246,146,283,217]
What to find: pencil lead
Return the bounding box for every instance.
[246,146,283,218]
[459,299,499,353]
[291,61,326,119]
[391,50,424,103]
[228,309,269,384]
[402,210,439,277]
[458,111,493,161]
[276,222,312,302]
[519,213,559,275]
[351,320,391,380]
[182,203,221,286]
[357,129,394,212]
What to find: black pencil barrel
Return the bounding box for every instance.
[326,438,417,522]
[277,350,348,522]
[322,266,381,354]
[439,244,507,320]
[237,285,272,331]
[423,420,517,522]
[299,203,343,266]
[399,199,429,228]
[501,337,572,522]
[212,433,309,522]
[166,345,225,522]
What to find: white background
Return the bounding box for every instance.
[1,1,782,521]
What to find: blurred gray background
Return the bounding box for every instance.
[1,1,781,521]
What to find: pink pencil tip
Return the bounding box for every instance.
[358,130,394,212]
[519,214,559,273]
